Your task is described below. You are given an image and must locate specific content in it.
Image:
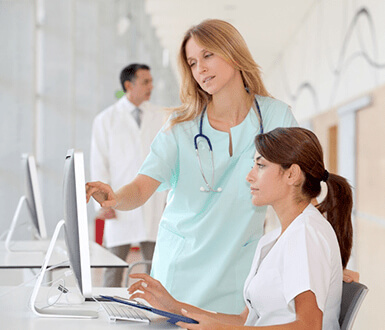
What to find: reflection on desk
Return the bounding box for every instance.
[0,240,128,269]
[0,286,179,329]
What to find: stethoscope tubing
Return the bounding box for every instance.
[195,97,263,192]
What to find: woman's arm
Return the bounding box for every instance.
[178,290,322,330]
[128,273,247,326]
[114,174,161,210]
[86,174,160,210]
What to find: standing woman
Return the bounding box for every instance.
[86,19,297,313]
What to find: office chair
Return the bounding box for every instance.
[339,281,368,330]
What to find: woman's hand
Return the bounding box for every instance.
[96,208,116,220]
[128,273,180,314]
[85,181,118,208]
[343,268,360,283]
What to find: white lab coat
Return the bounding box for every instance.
[243,204,342,329]
[90,96,167,248]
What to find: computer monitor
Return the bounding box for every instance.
[30,149,97,318]
[5,154,47,251]
[62,149,93,298]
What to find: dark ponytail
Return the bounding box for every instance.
[254,127,353,268]
[317,173,353,268]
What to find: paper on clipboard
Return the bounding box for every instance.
[99,295,198,325]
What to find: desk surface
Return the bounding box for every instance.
[0,286,178,329]
[0,240,128,269]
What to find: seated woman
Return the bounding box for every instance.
[128,127,353,329]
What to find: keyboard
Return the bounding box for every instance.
[100,302,151,323]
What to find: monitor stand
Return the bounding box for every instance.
[30,219,98,318]
[5,196,43,252]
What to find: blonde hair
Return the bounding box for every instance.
[168,19,271,128]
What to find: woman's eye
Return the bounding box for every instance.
[189,62,196,67]
[257,163,265,169]
[204,53,213,58]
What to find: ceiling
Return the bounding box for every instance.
[145,0,317,75]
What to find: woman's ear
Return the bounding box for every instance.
[286,164,303,185]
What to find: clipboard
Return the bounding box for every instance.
[99,295,198,325]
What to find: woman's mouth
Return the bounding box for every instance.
[203,76,215,84]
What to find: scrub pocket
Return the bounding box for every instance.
[152,224,185,291]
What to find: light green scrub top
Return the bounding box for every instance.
[139,96,298,313]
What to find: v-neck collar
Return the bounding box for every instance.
[201,107,260,157]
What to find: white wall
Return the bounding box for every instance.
[265,1,385,328]
[265,0,385,123]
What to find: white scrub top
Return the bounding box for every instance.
[243,204,342,329]
[90,96,167,247]
[139,96,297,313]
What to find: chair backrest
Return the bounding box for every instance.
[339,281,368,330]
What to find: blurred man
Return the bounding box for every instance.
[90,64,167,286]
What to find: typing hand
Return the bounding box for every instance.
[128,273,180,314]
[85,181,117,208]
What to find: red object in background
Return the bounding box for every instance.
[95,218,140,252]
[95,218,105,245]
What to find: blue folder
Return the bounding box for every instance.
[99,295,198,325]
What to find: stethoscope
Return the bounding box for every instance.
[194,97,264,192]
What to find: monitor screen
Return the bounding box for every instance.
[62,149,92,297]
[24,154,47,239]
[5,154,47,250]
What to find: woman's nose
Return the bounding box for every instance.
[197,62,207,73]
[246,170,253,183]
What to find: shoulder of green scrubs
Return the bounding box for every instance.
[256,95,298,129]
[139,97,297,314]
[138,115,183,192]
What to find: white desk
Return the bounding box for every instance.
[0,286,179,329]
[0,240,128,269]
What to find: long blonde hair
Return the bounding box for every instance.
[168,19,271,128]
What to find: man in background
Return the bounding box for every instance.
[90,63,167,287]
